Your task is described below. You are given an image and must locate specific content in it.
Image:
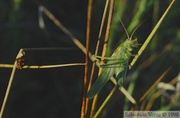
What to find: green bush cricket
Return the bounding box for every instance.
[87,20,140,99]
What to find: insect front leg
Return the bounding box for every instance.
[92,55,113,64]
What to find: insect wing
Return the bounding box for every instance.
[87,67,114,99]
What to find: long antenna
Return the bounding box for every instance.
[119,17,130,39]
[130,19,147,39]
[119,17,147,40]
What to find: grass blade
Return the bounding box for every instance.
[130,0,176,68]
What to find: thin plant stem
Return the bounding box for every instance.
[89,0,110,117]
[81,0,93,117]
[130,0,176,68]
[40,5,87,55]
[88,0,110,93]
[93,86,117,118]
[90,0,115,117]
[139,67,171,102]
[0,49,23,118]
[0,63,86,69]
[145,75,177,110]
[101,0,114,58]
[39,5,97,65]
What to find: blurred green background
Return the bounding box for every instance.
[0,0,180,118]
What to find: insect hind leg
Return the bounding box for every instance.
[93,55,117,61]
[100,59,128,68]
